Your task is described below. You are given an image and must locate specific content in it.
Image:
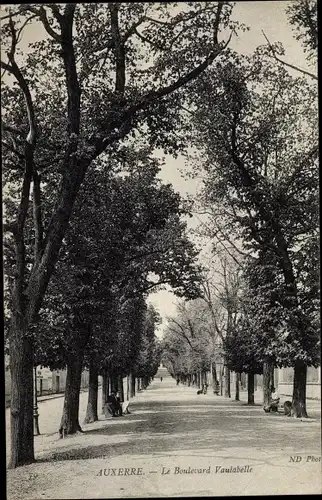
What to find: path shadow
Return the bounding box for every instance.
[36,401,319,464]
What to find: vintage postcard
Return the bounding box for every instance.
[3,1,320,499]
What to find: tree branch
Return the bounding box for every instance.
[1,123,25,136]
[32,170,44,259]
[23,5,62,41]
[262,30,317,80]
[167,319,194,350]
[57,5,81,154]
[1,140,25,161]
[125,49,221,117]
[108,3,126,94]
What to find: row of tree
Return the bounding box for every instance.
[162,0,319,418]
[2,1,318,468]
[2,2,239,468]
[31,155,203,436]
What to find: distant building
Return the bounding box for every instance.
[5,359,91,406]
[209,358,320,400]
[275,366,321,400]
[255,366,320,400]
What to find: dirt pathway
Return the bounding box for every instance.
[6,371,321,498]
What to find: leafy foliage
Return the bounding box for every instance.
[286,0,318,61]
[32,149,203,373]
[188,49,319,369]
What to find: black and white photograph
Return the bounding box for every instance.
[2,1,320,498]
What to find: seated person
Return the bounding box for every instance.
[263,387,280,413]
[105,392,122,417]
[283,400,292,416]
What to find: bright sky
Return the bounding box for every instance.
[148,0,314,338]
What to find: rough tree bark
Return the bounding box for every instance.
[224,364,231,398]
[198,371,202,388]
[84,361,98,423]
[263,360,274,406]
[9,324,34,468]
[110,374,118,394]
[118,374,124,402]
[235,372,240,401]
[130,373,135,397]
[270,364,275,392]
[247,372,255,405]
[59,353,84,436]
[101,371,109,413]
[211,362,218,386]
[292,361,308,418]
[126,375,130,400]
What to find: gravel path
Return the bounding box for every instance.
[6,370,321,498]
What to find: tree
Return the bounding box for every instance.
[33,152,203,434]
[224,319,263,405]
[2,2,237,467]
[188,49,319,417]
[162,298,218,388]
[286,0,317,61]
[133,304,162,383]
[261,0,317,81]
[200,253,242,397]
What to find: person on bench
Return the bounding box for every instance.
[264,387,280,413]
[105,392,122,417]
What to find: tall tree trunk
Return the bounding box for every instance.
[263,360,274,406]
[292,361,308,418]
[118,374,124,402]
[235,372,240,401]
[110,374,118,394]
[126,375,130,401]
[270,364,275,392]
[136,377,140,392]
[9,319,34,468]
[224,364,231,398]
[101,371,110,413]
[240,372,246,390]
[211,362,218,386]
[247,372,255,405]
[84,361,98,424]
[219,366,223,395]
[130,373,135,397]
[59,354,84,436]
